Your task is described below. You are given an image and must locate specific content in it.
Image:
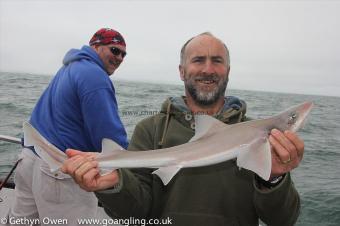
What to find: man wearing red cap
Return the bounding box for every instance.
[7,28,128,225]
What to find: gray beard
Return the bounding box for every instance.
[185,74,228,106]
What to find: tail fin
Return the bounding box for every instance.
[23,122,67,172]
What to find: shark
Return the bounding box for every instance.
[23,102,313,185]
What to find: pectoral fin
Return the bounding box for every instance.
[236,137,272,181]
[152,165,182,185]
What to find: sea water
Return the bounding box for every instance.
[0,72,339,225]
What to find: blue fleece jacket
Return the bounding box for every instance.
[30,45,128,152]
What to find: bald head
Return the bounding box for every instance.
[178,32,230,109]
[180,32,230,66]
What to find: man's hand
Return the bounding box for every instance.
[61,149,120,192]
[269,129,304,179]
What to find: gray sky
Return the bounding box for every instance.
[1,0,339,97]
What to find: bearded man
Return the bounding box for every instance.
[62,32,303,226]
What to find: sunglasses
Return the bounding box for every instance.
[109,47,126,58]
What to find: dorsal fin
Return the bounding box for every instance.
[189,115,227,142]
[100,138,125,157]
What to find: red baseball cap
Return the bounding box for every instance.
[89,28,126,47]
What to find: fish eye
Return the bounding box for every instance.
[288,113,298,125]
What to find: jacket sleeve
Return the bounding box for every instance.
[95,119,155,218]
[254,173,301,226]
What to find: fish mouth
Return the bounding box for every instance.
[289,101,314,132]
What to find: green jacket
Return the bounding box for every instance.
[96,96,300,226]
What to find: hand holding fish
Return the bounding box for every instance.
[61,149,119,192]
[269,129,304,179]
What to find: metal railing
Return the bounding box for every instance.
[0,135,21,192]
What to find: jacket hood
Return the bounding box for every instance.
[160,96,247,127]
[62,45,105,71]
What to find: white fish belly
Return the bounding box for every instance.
[98,156,174,169]
[181,148,239,167]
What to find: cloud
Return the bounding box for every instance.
[1,0,339,96]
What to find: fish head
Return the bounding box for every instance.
[278,102,313,133]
